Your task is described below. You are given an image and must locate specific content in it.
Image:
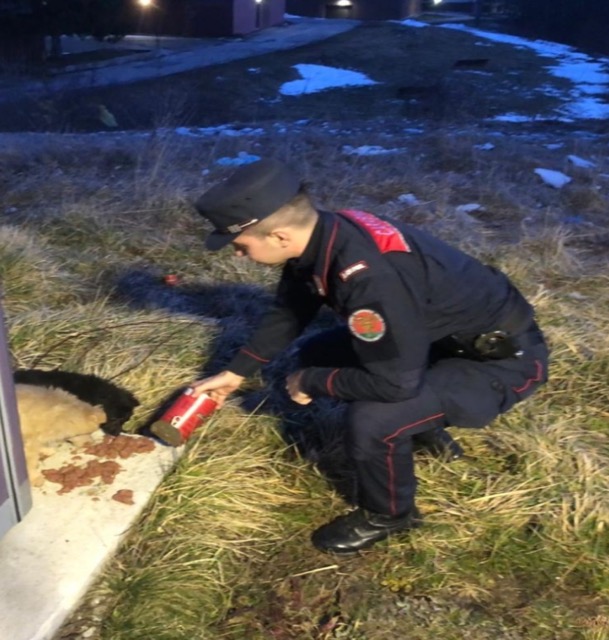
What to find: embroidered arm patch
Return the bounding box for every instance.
[348,309,387,342]
[339,261,369,282]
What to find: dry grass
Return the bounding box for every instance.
[0,22,608,640]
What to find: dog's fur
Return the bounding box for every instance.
[15,383,107,486]
[14,369,140,436]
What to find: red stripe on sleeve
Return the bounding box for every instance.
[240,348,270,363]
[326,369,340,396]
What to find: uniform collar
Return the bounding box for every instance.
[289,210,334,273]
[287,211,339,296]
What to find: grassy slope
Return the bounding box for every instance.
[0,20,599,133]
[0,21,608,640]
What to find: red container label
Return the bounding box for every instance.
[159,389,217,440]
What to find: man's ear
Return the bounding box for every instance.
[268,229,292,247]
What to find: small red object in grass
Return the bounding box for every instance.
[163,274,179,286]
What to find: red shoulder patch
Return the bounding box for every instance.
[338,209,411,253]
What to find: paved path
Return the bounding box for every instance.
[0,17,360,103]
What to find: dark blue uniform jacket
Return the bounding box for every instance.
[227,209,534,403]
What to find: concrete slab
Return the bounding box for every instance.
[0,433,182,640]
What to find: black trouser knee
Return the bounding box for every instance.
[346,385,446,516]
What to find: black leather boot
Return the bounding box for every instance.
[413,428,464,461]
[311,507,422,554]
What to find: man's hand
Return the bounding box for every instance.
[286,370,313,405]
[190,371,245,408]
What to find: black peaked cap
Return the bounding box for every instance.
[195,158,301,251]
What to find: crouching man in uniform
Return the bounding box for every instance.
[190,158,549,555]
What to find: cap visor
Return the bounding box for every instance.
[205,231,238,251]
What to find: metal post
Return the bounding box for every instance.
[474,0,482,25]
[0,293,31,540]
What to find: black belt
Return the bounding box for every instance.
[436,319,544,362]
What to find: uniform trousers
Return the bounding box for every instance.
[298,324,549,517]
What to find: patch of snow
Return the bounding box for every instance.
[489,114,537,123]
[559,95,609,120]
[400,19,429,28]
[456,203,483,214]
[568,155,596,169]
[175,125,264,137]
[397,193,421,205]
[545,143,564,150]
[550,60,609,86]
[534,168,572,189]
[441,23,609,120]
[474,142,495,151]
[536,84,566,98]
[455,70,493,76]
[279,64,379,96]
[220,127,265,137]
[342,145,401,156]
[215,152,262,166]
[571,83,608,96]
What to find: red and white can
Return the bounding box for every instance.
[150,388,217,446]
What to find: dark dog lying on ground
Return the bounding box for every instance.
[14,369,140,436]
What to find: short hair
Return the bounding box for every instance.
[242,187,317,237]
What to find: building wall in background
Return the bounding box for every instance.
[286,0,421,20]
[135,0,285,38]
[0,0,45,65]
[233,0,286,35]
[432,0,474,12]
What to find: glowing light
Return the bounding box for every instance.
[336,0,352,6]
[433,0,443,4]
[138,0,152,7]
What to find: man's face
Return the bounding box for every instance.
[231,232,291,266]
